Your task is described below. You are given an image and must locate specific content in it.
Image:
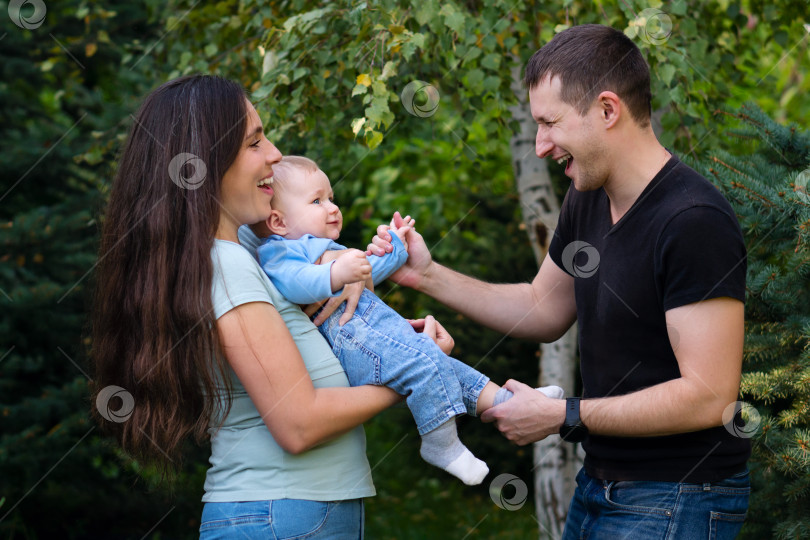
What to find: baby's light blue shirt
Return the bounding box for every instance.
[255,233,408,304]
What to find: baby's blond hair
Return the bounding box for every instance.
[272,155,321,187]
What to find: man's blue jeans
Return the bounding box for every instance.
[319,290,490,435]
[562,467,750,539]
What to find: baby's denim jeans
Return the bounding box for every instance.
[318,289,490,435]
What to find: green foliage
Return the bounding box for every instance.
[696,103,810,539]
[0,0,207,536]
[177,0,809,156]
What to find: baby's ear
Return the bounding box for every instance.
[266,210,287,236]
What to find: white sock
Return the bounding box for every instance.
[538,384,565,399]
[492,384,565,406]
[420,418,489,485]
[443,449,490,486]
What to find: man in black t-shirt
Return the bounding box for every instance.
[369,24,749,540]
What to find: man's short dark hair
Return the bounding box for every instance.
[524,24,652,127]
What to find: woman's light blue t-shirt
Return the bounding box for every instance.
[203,238,375,502]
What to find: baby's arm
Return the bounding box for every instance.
[258,239,342,304]
[318,215,415,292]
[317,249,373,292]
[327,249,372,293]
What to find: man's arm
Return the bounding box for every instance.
[481,296,745,444]
[419,254,577,341]
[369,214,577,341]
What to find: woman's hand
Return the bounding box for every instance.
[304,280,365,326]
[409,315,454,355]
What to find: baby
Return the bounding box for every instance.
[249,155,563,485]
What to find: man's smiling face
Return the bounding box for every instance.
[530,76,609,192]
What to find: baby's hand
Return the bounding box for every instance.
[390,214,415,251]
[331,249,372,292]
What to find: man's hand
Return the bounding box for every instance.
[408,315,454,355]
[330,249,372,292]
[390,214,415,251]
[480,379,567,445]
[304,281,365,327]
[367,211,434,290]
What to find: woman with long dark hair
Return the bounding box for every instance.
[91,74,402,538]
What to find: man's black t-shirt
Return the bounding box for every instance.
[548,155,750,482]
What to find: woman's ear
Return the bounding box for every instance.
[266,210,287,236]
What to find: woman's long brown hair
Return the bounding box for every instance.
[91,75,248,476]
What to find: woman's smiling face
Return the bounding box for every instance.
[216,100,283,242]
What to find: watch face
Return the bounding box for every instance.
[560,423,587,443]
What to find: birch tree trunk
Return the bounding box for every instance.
[508,65,582,539]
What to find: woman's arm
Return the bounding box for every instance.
[217,300,401,454]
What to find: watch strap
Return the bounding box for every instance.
[565,397,581,427]
[560,397,587,443]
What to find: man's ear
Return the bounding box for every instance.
[266,209,287,236]
[596,90,621,129]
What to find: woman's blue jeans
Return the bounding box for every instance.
[199,499,364,539]
[562,467,750,539]
[318,290,490,435]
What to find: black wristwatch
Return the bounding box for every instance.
[559,397,588,443]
